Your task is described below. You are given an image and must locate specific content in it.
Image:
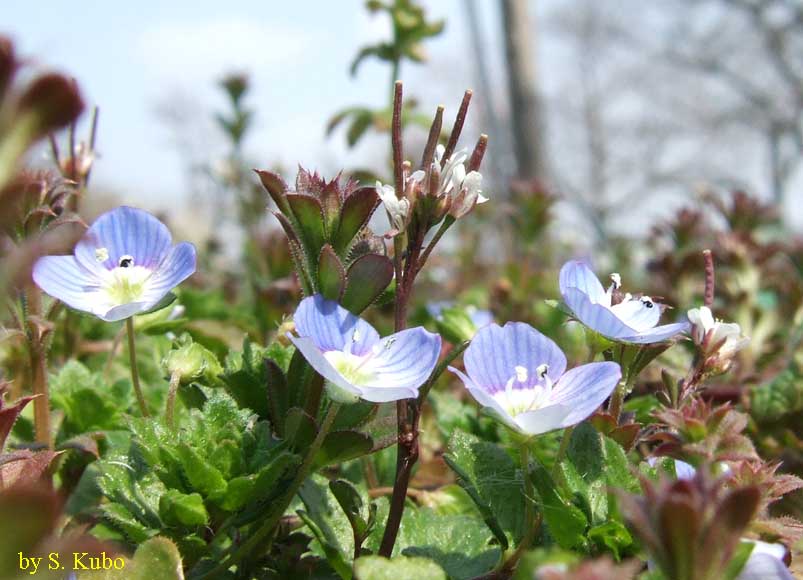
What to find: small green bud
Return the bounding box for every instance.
[163,335,222,385]
[435,306,478,344]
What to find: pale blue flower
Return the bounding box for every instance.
[559,260,689,344]
[448,322,621,436]
[290,295,442,404]
[33,206,196,322]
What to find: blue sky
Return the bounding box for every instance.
[6,0,500,210]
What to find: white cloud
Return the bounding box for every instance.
[137,17,312,82]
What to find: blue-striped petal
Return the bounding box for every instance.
[32,256,107,315]
[294,295,379,354]
[549,361,621,427]
[75,206,172,273]
[288,335,362,401]
[563,288,636,339]
[140,242,197,305]
[464,322,567,394]
[559,260,606,303]
[448,366,519,431]
[361,327,441,400]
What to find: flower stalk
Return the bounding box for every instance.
[165,369,181,430]
[125,317,149,417]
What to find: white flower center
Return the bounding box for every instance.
[100,265,153,305]
[494,363,553,417]
[323,350,377,385]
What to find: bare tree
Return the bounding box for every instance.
[501,0,546,180]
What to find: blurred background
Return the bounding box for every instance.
[7,0,803,241]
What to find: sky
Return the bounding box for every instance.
[5,0,498,215]
[6,1,801,234]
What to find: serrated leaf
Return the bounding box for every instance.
[444,429,522,544]
[318,244,347,300]
[175,443,227,501]
[129,537,185,580]
[341,254,394,314]
[159,490,208,527]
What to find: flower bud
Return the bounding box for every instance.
[687,306,749,372]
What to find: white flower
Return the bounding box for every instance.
[687,306,749,359]
[434,145,487,218]
[375,181,410,233]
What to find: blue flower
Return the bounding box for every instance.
[33,206,196,322]
[289,295,442,403]
[559,260,689,344]
[449,322,621,436]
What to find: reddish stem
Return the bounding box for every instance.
[703,249,715,307]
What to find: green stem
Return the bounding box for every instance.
[125,317,150,417]
[498,444,540,574]
[165,371,181,430]
[608,380,627,424]
[200,402,341,578]
[552,426,574,480]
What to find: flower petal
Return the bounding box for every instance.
[559,260,606,303]
[563,288,636,339]
[362,328,441,400]
[448,366,519,431]
[100,301,152,322]
[549,361,621,427]
[32,256,107,315]
[463,322,567,394]
[75,206,173,273]
[737,544,793,580]
[619,321,690,344]
[610,299,661,331]
[139,242,197,306]
[513,404,572,435]
[288,335,362,399]
[293,295,380,355]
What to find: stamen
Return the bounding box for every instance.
[536,363,549,379]
[515,365,528,383]
[118,255,134,268]
[610,273,622,289]
[95,247,109,262]
[640,296,654,309]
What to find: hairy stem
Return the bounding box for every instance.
[165,371,181,430]
[125,317,150,417]
[26,287,52,450]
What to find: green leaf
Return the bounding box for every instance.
[330,479,375,542]
[286,193,327,261]
[332,401,377,431]
[341,254,395,314]
[587,521,633,560]
[444,429,522,544]
[333,186,378,256]
[299,476,356,573]
[129,537,185,580]
[159,490,208,527]
[528,461,589,550]
[318,244,347,300]
[297,509,352,579]
[347,110,375,147]
[315,430,374,468]
[390,507,499,579]
[175,443,227,501]
[354,556,447,580]
[285,407,317,451]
